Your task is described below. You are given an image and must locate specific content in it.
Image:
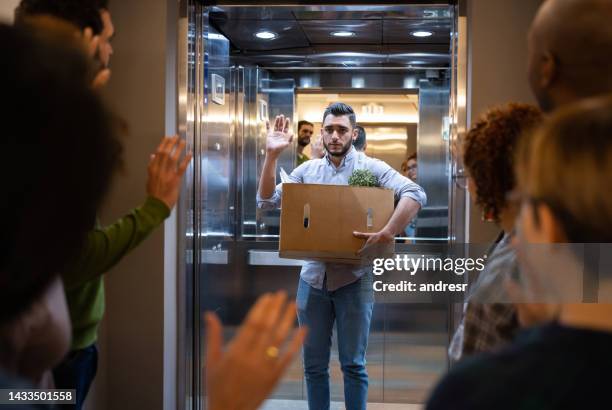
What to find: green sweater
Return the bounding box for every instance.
[297,152,310,165]
[61,196,170,350]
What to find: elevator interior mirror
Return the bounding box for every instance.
[200,3,454,242]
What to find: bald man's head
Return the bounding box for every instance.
[528,0,612,112]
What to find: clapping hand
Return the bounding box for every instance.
[82,27,111,89]
[206,291,307,410]
[146,135,192,209]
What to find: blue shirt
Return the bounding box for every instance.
[257,146,427,290]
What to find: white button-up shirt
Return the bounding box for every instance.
[257,147,427,290]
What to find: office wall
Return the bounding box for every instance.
[91,1,178,409]
[466,0,544,243]
[0,0,19,23]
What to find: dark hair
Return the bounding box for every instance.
[407,153,417,162]
[0,23,121,324]
[15,0,107,35]
[322,102,357,128]
[353,125,366,150]
[298,120,313,131]
[464,103,543,222]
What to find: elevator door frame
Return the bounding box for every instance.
[177,1,469,409]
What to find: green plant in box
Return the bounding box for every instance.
[348,169,379,187]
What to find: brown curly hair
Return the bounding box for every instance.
[463,103,543,222]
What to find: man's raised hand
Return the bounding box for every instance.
[266,115,293,158]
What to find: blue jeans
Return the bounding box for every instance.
[296,274,374,410]
[53,344,98,410]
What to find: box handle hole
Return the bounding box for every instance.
[303,203,310,229]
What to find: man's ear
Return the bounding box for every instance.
[540,51,557,89]
[537,203,567,242]
[352,128,358,141]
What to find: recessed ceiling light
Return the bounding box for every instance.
[255,30,277,40]
[411,31,433,38]
[331,31,356,37]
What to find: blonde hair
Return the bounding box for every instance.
[516,95,612,242]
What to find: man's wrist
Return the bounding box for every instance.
[264,152,280,162]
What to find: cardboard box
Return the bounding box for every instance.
[279,183,395,263]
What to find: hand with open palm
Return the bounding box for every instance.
[82,27,111,90]
[206,291,307,410]
[266,115,294,158]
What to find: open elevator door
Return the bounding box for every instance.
[177,1,467,409]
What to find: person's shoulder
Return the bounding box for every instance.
[426,349,520,410]
[289,158,324,178]
[359,152,392,170]
[300,157,326,169]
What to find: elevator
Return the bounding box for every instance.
[176,1,469,408]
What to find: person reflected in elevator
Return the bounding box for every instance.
[428,95,612,410]
[0,20,120,402]
[353,125,367,152]
[528,0,612,113]
[310,136,326,160]
[401,153,418,182]
[447,104,544,363]
[15,1,192,408]
[257,103,426,410]
[401,153,418,239]
[297,120,314,165]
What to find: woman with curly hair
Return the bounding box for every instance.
[449,103,543,361]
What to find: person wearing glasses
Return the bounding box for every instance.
[448,103,543,362]
[429,95,612,410]
[257,102,426,410]
[401,153,418,182]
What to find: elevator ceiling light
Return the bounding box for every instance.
[331,31,356,37]
[411,31,433,38]
[255,30,277,40]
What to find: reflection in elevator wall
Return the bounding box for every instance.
[200,25,232,238]
[417,78,451,240]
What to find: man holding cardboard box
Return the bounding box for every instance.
[257,102,426,410]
